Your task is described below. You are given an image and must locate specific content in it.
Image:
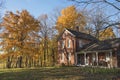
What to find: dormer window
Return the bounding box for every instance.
[79,40,82,47]
[67,39,71,48]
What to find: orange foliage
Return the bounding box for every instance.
[56,5,86,33]
[99,27,116,40]
[1,10,40,57]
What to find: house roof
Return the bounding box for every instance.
[82,38,120,51]
[65,28,98,41]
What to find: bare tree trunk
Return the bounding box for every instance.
[41,58,43,67]
[6,55,14,68]
[52,48,55,66]
[44,42,46,67]
[18,56,22,68]
[15,57,19,68]
[25,56,28,67]
[6,56,11,68]
[28,56,32,67]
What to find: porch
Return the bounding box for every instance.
[75,50,115,68]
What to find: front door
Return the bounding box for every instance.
[77,54,84,65]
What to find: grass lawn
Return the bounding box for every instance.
[0,67,119,80]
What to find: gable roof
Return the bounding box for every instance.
[82,38,120,51]
[66,28,97,41]
[57,28,98,41]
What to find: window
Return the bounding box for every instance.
[67,39,71,48]
[61,53,64,61]
[62,41,65,48]
[92,54,95,61]
[106,53,110,61]
[68,53,71,61]
[79,40,82,47]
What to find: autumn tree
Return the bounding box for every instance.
[38,14,57,66]
[75,7,112,39]
[0,0,7,68]
[1,10,40,68]
[56,5,86,33]
[38,14,49,66]
[99,27,116,40]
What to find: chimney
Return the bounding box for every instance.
[75,26,79,32]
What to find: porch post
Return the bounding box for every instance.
[110,51,113,68]
[96,52,98,66]
[84,52,86,65]
[75,53,77,65]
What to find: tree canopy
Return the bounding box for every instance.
[1,10,40,68]
[99,27,116,40]
[56,5,86,33]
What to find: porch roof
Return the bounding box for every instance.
[77,49,112,54]
[78,38,120,53]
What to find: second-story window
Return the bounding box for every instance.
[61,53,64,62]
[67,39,71,48]
[62,41,65,48]
[79,40,82,47]
[68,53,71,61]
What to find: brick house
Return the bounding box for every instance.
[57,28,120,68]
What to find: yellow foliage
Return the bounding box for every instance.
[56,5,86,33]
[2,10,40,56]
[99,27,116,40]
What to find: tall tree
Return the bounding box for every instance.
[84,7,116,40]
[38,14,58,66]
[87,8,110,39]
[56,5,86,33]
[69,0,120,36]
[1,10,40,68]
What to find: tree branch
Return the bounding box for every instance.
[103,0,120,11]
[116,0,120,2]
[70,0,120,11]
[70,0,103,4]
[104,22,120,29]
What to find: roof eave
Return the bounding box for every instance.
[57,28,76,41]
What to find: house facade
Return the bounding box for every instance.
[57,28,120,68]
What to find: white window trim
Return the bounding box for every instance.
[61,53,64,62]
[68,39,71,48]
[62,41,65,48]
[79,40,82,47]
[68,53,71,61]
[106,53,110,62]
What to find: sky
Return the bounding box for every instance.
[2,0,120,37]
[3,0,73,18]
